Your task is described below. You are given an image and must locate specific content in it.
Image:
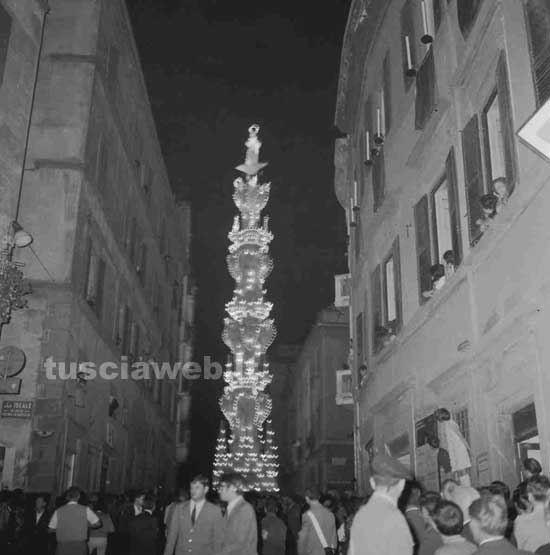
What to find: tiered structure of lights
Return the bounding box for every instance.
[213,125,279,492]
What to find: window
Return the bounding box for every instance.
[415,150,461,300]
[382,53,392,136]
[373,239,402,353]
[462,115,485,245]
[415,47,437,130]
[457,0,483,37]
[372,146,385,211]
[84,240,106,319]
[0,6,12,88]
[463,52,516,245]
[129,321,140,362]
[525,0,550,106]
[354,210,361,260]
[336,369,353,405]
[433,0,444,30]
[415,195,432,302]
[401,0,417,87]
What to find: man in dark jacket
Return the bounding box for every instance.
[24,493,52,555]
[129,495,159,555]
[218,473,257,555]
[261,498,287,555]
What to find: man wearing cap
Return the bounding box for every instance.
[350,454,413,555]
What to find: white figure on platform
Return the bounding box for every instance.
[435,408,472,486]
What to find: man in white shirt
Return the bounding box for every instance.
[164,475,224,555]
[48,487,100,555]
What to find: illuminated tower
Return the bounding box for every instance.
[213,125,279,491]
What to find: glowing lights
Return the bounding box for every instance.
[214,124,279,492]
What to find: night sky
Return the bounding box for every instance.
[127,0,349,479]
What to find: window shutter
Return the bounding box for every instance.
[373,147,385,211]
[393,237,403,331]
[445,147,462,265]
[84,238,93,297]
[383,53,392,134]
[355,313,364,363]
[496,52,517,190]
[461,115,485,245]
[96,259,106,319]
[371,265,382,351]
[354,212,361,261]
[434,0,443,30]
[0,6,12,87]
[415,47,437,130]
[414,195,432,301]
[525,0,550,106]
[401,0,417,88]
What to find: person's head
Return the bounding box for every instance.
[526,474,550,506]
[480,193,498,216]
[265,497,278,515]
[523,458,542,480]
[489,481,510,503]
[219,473,245,503]
[35,493,49,512]
[427,435,440,450]
[469,494,508,543]
[90,495,106,512]
[304,487,321,505]
[430,264,445,282]
[512,481,531,515]
[190,475,209,502]
[173,488,188,503]
[434,408,451,422]
[399,479,423,509]
[443,250,455,266]
[143,494,156,513]
[368,454,410,502]
[433,500,464,537]
[134,491,146,507]
[492,177,508,199]
[419,491,441,524]
[65,487,81,503]
[441,479,458,500]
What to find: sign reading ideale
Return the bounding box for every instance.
[1,400,33,418]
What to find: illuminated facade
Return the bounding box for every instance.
[213,125,279,491]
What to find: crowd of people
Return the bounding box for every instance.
[1,456,550,555]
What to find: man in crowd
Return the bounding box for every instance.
[218,472,257,555]
[469,494,530,554]
[128,494,158,555]
[163,488,188,537]
[48,486,101,555]
[350,453,413,555]
[24,493,52,555]
[432,500,476,555]
[164,474,223,555]
[297,487,336,555]
[261,497,287,555]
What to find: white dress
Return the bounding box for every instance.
[440,419,471,472]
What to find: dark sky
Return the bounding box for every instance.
[127,0,349,478]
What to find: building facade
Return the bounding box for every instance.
[282,307,353,493]
[335,0,550,493]
[0,0,194,493]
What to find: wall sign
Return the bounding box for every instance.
[1,400,33,418]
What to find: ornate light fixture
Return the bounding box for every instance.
[213,125,279,492]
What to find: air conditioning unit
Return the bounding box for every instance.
[334,274,351,307]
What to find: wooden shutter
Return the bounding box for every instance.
[383,53,392,134]
[401,0,417,88]
[446,148,462,265]
[373,147,385,211]
[496,52,517,190]
[356,313,364,363]
[354,212,361,260]
[461,115,485,245]
[0,6,12,87]
[415,47,436,130]
[371,265,382,351]
[393,237,403,331]
[83,238,93,297]
[96,259,106,319]
[414,195,432,301]
[525,0,550,106]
